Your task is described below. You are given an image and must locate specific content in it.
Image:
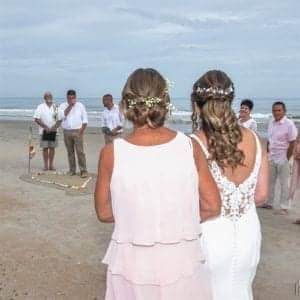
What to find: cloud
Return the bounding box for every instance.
[0,0,300,97]
[136,22,194,37]
[114,5,249,29]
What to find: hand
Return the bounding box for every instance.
[78,128,84,136]
[45,126,51,133]
[112,126,122,135]
[50,125,57,131]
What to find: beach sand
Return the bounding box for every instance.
[0,120,299,300]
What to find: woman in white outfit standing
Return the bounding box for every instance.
[95,68,221,300]
[190,70,269,300]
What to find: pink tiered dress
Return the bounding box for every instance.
[102,132,212,300]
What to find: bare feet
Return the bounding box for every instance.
[67,171,76,176]
[293,219,300,225]
[49,167,56,171]
[43,167,48,171]
[80,171,88,178]
[273,209,288,215]
[260,204,273,209]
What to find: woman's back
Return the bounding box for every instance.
[191,129,263,300]
[96,68,220,300]
[193,128,258,186]
[192,128,262,221]
[102,130,214,299]
[111,130,201,244]
[190,69,268,300]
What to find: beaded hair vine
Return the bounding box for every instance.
[196,85,234,96]
[127,97,163,109]
[126,78,173,109]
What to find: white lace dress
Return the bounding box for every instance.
[191,133,262,300]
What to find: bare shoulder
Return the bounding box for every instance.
[190,134,208,171]
[240,127,267,154]
[99,143,114,171]
[240,127,256,143]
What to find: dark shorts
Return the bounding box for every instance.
[40,136,58,148]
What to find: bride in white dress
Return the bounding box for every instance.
[190,70,269,300]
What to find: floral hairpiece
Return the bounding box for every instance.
[127,97,163,109]
[165,78,174,94]
[127,78,174,109]
[196,85,234,96]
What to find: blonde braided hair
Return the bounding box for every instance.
[191,70,244,170]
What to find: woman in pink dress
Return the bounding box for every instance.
[94,68,221,300]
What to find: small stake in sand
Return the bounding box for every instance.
[28,126,36,174]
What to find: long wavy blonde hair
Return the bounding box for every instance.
[191,70,244,170]
[121,68,170,128]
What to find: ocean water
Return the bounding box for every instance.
[0,97,299,137]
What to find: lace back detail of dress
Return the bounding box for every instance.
[190,133,262,222]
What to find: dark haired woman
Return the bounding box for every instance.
[238,99,257,132]
[190,70,269,299]
[95,68,221,299]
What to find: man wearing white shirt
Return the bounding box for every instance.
[34,91,61,171]
[59,90,88,178]
[101,94,124,144]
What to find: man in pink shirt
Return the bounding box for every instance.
[263,101,297,214]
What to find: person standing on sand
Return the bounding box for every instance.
[95,68,221,300]
[59,89,88,178]
[101,94,124,144]
[262,101,297,214]
[289,125,300,224]
[238,99,257,131]
[34,91,61,171]
[190,70,269,300]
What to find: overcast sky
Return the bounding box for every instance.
[1,0,300,98]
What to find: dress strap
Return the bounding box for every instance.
[190,134,210,159]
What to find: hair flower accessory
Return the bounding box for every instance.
[126,78,174,110]
[127,97,163,109]
[196,85,234,96]
[165,78,174,94]
[127,99,137,109]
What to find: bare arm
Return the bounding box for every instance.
[79,123,87,136]
[192,139,221,222]
[287,140,296,160]
[111,125,123,135]
[35,118,50,132]
[52,120,62,130]
[94,144,114,223]
[79,104,88,135]
[255,138,269,205]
